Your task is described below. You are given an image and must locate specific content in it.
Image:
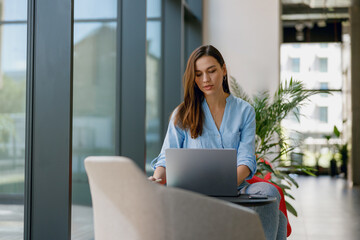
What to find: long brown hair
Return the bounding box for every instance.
[174,45,230,138]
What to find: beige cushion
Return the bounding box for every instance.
[85,156,265,240]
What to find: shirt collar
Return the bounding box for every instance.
[202,93,233,106]
[226,94,233,103]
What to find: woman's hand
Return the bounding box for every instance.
[237,165,251,186]
[148,166,166,184]
[148,176,162,183]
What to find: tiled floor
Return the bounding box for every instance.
[287,175,360,240]
[0,204,94,240]
[0,205,23,240]
[0,176,359,239]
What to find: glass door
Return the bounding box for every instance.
[71,0,118,238]
[0,0,27,238]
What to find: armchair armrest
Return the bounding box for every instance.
[161,187,265,240]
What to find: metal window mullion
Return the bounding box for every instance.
[159,0,165,139]
[74,18,117,23]
[115,0,122,156]
[25,0,73,239]
[24,0,35,238]
[120,0,146,169]
[162,0,183,136]
[147,17,161,21]
[0,20,27,24]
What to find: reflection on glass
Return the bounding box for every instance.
[72,21,117,239]
[0,6,27,239]
[146,0,162,18]
[74,0,117,20]
[146,15,162,173]
[0,0,27,21]
[147,21,161,58]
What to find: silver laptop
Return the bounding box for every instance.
[165,148,238,197]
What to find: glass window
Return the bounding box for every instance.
[72,2,117,238]
[320,82,328,89]
[318,106,328,123]
[74,0,117,20]
[147,0,162,18]
[0,1,27,238]
[318,57,328,72]
[146,1,162,175]
[291,58,300,72]
[320,43,328,48]
[281,43,343,168]
[0,0,27,21]
[146,21,162,59]
[320,82,329,97]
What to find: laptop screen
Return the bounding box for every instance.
[165,148,238,197]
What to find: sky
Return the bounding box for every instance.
[1,0,162,72]
[1,0,27,72]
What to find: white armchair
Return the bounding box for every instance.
[85,156,265,240]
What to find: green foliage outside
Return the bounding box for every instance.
[230,77,327,217]
[0,76,26,154]
[0,75,26,194]
[0,76,26,113]
[324,125,349,177]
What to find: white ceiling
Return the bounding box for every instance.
[282,0,351,21]
[282,0,351,8]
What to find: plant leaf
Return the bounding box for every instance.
[333,125,340,138]
[286,201,298,217]
[284,191,295,200]
[284,174,299,188]
[231,76,327,218]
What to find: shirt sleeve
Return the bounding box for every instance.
[151,112,185,170]
[237,105,257,180]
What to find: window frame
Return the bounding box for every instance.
[24,0,202,238]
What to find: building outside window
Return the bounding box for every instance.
[0,1,201,237]
[281,43,343,168]
[0,0,27,238]
[146,0,163,175]
[290,57,300,72]
[320,82,329,97]
[72,0,117,238]
[318,57,328,72]
[318,106,328,123]
[320,43,328,48]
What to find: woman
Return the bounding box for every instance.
[149,45,287,240]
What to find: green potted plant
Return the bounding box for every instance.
[230,77,326,216]
[324,133,338,177]
[331,125,348,178]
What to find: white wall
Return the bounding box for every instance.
[203,0,281,97]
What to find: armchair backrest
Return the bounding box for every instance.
[85,156,265,240]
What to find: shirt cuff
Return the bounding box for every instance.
[151,156,166,170]
[237,159,257,180]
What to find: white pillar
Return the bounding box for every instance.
[203,0,281,97]
[350,0,360,185]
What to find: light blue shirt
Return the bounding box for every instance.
[151,94,257,180]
